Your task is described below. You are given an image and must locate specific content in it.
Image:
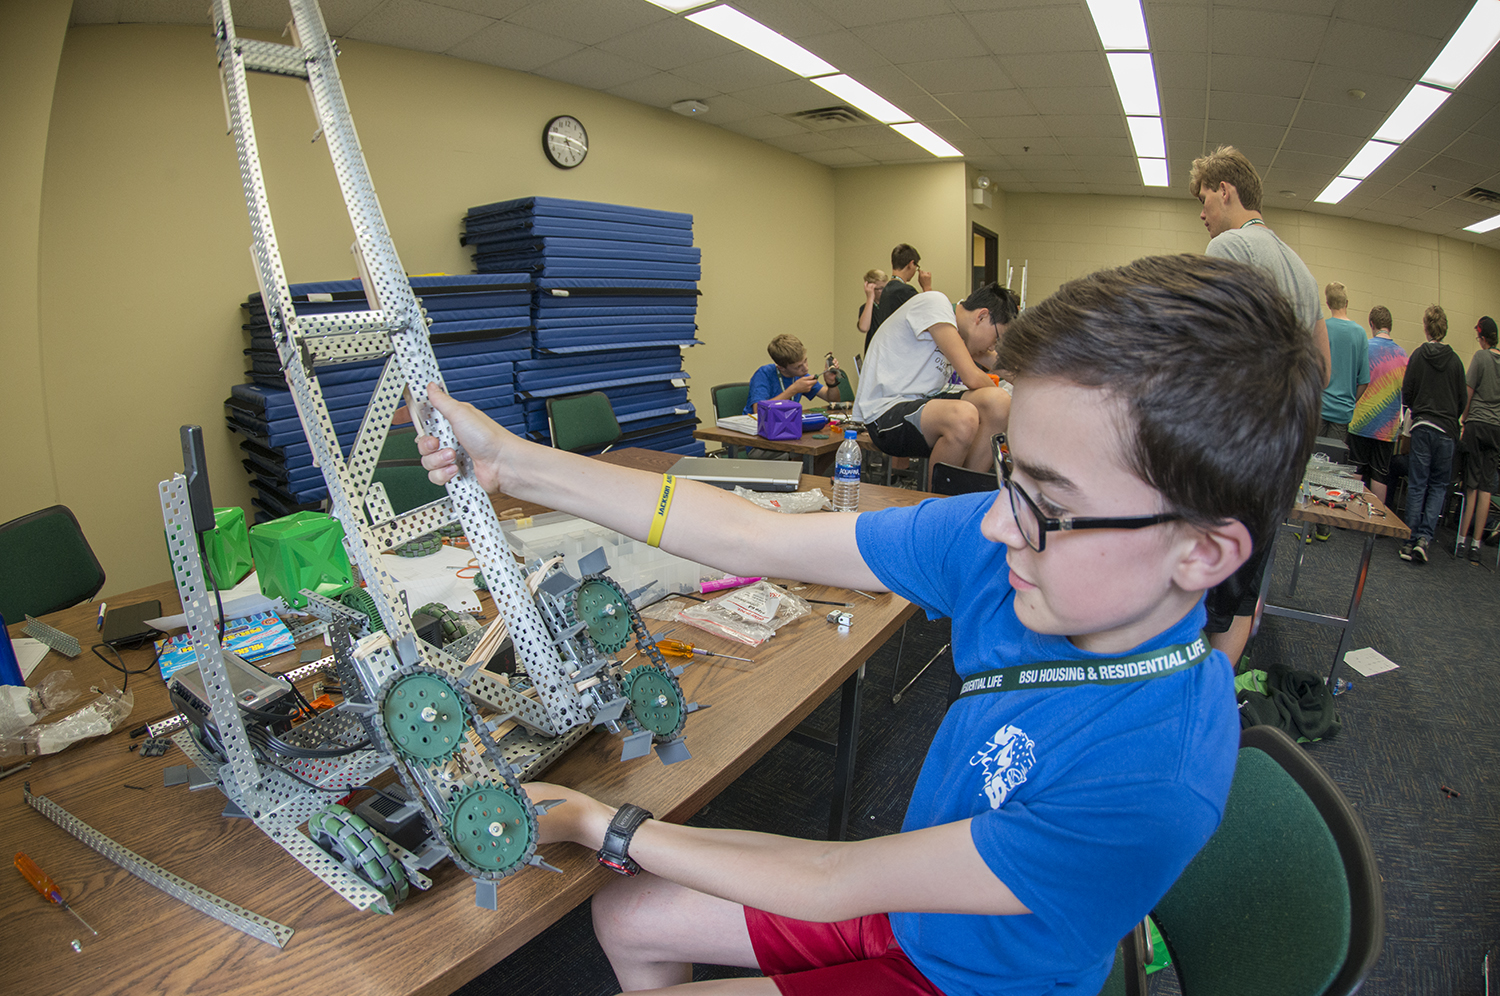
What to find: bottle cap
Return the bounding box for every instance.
[844,428,856,439]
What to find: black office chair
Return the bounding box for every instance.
[546,391,623,454]
[929,462,996,496]
[0,505,107,621]
[1106,724,1383,996]
[710,382,751,419]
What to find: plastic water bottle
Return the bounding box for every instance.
[832,429,862,512]
[1332,678,1354,696]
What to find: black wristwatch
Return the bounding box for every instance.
[597,804,653,876]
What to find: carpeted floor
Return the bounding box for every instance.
[455,512,1500,996]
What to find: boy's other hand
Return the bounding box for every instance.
[917,269,933,292]
[864,280,880,298]
[795,374,820,394]
[416,383,511,492]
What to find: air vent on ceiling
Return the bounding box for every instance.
[1459,186,1500,206]
[786,105,873,131]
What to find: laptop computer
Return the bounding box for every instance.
[669,456,802,492]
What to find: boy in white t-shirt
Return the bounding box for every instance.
[852,283,1019,473]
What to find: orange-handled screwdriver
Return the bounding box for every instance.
[14,852,97,936]
[655,638,754,664]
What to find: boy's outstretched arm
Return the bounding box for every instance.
[526,783,1030,922]
[416,384,885,592]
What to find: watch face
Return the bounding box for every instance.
[543,115,588,169]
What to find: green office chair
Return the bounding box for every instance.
[710,382,751,419]
[546,391,623,454]
[370,427,446,514]
[0,505,107,621]
[831,366,853,404]
[1106,724,1383,996]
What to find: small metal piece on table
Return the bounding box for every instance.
[23,616,82,658]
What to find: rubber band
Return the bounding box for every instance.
[647,474,676,548]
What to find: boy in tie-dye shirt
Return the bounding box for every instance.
[1347,304,1409,505]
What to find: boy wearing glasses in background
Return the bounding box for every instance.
[417,254,1322,996]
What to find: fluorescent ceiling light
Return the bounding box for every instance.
[1106,53,1160,115]
[1341,139,1399,179]
[686,5,836,77]
[1466,213,1500,233]
[1373,84,1451,143]
[891,122,962,157]
[811,74,911,124]
[1138,158,1168,187]
[1315,176,1361,204]
[1125,116,1165,159]
[1085,0,1149,50]
[1421,0,1500,90]
[642,0,712,11]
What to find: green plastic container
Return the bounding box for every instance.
[249,511,354,609]
[202,506,253,589]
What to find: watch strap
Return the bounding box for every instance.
[598,803,653,876]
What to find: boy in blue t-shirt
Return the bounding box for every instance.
[744,334,841,414]
[416,254,1322,996]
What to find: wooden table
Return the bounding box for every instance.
[1,449,922,996]
[692,424,846,474]
[1255,489,1409,686]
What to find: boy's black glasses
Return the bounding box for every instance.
[992,434,1181,553]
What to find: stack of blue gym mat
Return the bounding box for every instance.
[460,196,705,456]
[226,274,533,522]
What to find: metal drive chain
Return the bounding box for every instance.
[582,575,689,743]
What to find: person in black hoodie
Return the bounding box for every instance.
[1399,304,1466,562]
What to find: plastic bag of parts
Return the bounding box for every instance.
[0,683,134,757]
[732,487,831,514]
[0,670,84,745]
[675,581,811,649]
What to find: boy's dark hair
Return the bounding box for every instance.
[997,254,1320,549]
[961,283,1020,326]
[1479,316,1498,347]
[891,244,921,271]
[1369,305,1392,331]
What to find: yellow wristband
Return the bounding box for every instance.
[646,473,676,548]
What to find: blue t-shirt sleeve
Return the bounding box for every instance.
[745,365,776,415]
[855,493,995,620]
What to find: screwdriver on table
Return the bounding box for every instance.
[655,638,754,664]
[14,852,98,936]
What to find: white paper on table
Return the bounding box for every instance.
[1343,647,1399,677]
[145,591,285,633]
[11,637,50,678]
[379,547,482,613]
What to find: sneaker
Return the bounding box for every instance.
[1471,541,1483,565]
[1314,525,1332,541]
[1398,541,1414,561]
[1412,537,1429,563]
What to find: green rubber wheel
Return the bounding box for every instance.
[381,671,468,761]
[624,666,686,738]
[445,783,534,873]
[574,578,634,654]
[307,804,409,911]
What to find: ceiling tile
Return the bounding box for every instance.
[1289,100,1385,141]
[675,49,797,92]
[854,14,992,63]
[1206,0,1336,14]
[1445,132,1500,170]
[605,72,721,108]
[680,94,762,125]
[504,0,664,48]
[595,18,740,72]
[806,0,955,29]
[342,0,491,52]
[1146,2,1208,52]
[425,0,534,15]
[1025,86,1119,117]
[1207,93,1299,127]
[1280,127,1364,160]
[1202,120,1286,149]
[998,52,1113,89]
[1420,155,1500,188]
[1301,64,1411,110]
[986,135,1066,157]
[531,47,658,91]
[804,148,878,166]
[964,6,1098,55]
[735,78,842,115]
[1058,134,1133,158]
[446,22,585,71]
[1155,51,1208,93]
[1049,114,1128,139]
[941,90,1033,119]
[1211,55,1314,101]
[1211,8,1327,62]
[1161,88,1207,120]
[1319,20,1437,78]
[795,29,890,71]
[69,0,124,24]
[1335,0,1466,38]
[718,115,811,141]
[732,0,843,35]
[762,130,844,154]
[901,56,1015,94]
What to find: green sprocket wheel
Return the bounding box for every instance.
[338,585,385,633]
[307,803,409,911]
[572,577,634,654]
[380,669,469,762]
[623,665,687,739]
[445,782,535,874]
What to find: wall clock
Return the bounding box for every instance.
[543,115,588,169]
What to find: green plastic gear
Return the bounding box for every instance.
[380,670,468,762]
[392,532,444,558]
[338,585,385,633]
[573,577,634,654]
[624,665,686,738]
[445,782,534,873]
[307,803,409,911]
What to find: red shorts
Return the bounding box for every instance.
[744,907,948,996]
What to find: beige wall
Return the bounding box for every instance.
[1004,192,1500,353]
[0,0,71,529]
[831,162,969,363]
[32,24,837,595]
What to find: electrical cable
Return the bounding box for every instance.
[90,639,163,695]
